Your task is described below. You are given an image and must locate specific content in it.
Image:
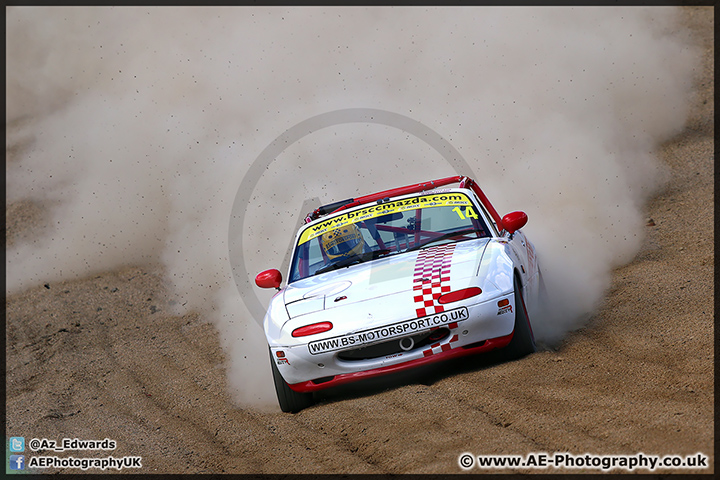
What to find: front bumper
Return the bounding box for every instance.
[287,331,513,392]
[270,293,517,391]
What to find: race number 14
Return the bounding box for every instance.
[453,206,478,220]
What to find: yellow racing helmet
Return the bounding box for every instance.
[321,224,364,260]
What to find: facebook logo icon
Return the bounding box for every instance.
[9,455,25,470]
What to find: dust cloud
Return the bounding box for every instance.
[6,7,699,407]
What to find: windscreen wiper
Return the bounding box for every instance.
[314,249,392,275]
[315,255,362,275]
[405,228,482,253]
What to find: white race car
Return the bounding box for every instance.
[256,175,542,412]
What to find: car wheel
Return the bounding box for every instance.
[269,349,314,413]
[503,275,536,360]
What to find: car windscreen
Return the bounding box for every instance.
[288,192,491,282]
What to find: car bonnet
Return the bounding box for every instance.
[281,238,491,319]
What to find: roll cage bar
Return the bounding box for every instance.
[304,175,505,231]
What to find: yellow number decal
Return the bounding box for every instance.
[453,206,478,220]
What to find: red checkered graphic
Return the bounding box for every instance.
[412,244,456,318]
[423,334,460,357]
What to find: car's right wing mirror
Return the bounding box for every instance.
[255,269,282,290]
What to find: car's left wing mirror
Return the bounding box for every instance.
[255,269,282,290]
[501,211,528,235]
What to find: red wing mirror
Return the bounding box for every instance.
[501,211,528,234]
[255,269,282,289]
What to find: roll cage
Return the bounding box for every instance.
[303,175,505,233]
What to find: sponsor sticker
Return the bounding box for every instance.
[298,193,473,245]
[307,306,469,355]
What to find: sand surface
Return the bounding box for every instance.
[5,7,713,474]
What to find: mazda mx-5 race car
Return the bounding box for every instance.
[256,175,542,412]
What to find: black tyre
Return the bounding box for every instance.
[503,275,537,360]
[269,349,314,413]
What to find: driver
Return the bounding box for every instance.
[321,224,366,261]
